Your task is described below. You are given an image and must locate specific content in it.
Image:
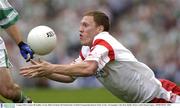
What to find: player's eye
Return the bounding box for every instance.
[82,23,88,27]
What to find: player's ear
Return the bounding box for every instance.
[97,25,104,32]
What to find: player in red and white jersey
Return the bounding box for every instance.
[79,31,162,102]
[77,31,180,103]
[20,11,180,103]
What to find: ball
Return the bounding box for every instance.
[27,25,57,55]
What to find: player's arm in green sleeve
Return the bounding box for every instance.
[0,2,23,45]
[5,24,23,44]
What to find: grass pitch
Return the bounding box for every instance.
[0,87,123,103]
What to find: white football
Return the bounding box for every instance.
[27,25,57,55]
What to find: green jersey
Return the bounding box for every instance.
[0,0,19,29]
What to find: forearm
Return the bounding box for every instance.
[52,61,98,77]
[5,24,23,44]
[45,73,75,83]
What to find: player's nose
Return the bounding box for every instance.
[79,26,83,33]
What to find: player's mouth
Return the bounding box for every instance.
[80,34,83,39]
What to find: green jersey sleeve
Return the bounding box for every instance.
[0,0,19,29]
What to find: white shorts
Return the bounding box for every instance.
[0,37,12,68]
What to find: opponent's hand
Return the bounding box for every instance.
[18,41,34,62]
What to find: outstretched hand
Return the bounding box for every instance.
[20,59,53,78]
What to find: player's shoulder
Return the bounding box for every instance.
[93,32,120,47]
[94,32,111,40]
[94,32,117,43]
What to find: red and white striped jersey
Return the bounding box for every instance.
[75,32,168,102]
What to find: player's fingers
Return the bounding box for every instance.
[21,69,39,77]
[38,58,43,63]
[20,65,41,71]
[38,58,49,64]
[29,70,45,78]
[29,72,39,78]
[30,59,38,65]
[20,69,33,76]
[20,66,41,75]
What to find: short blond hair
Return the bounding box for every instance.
[84,11,110,31]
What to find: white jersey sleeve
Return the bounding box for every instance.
[85,40,111,70]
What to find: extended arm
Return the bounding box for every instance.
[51,61,98,77]
[20,59,98,82]
[45,73,75,83]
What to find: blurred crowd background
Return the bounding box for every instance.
[1,0,180,89]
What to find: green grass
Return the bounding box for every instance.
[0,87,123,103]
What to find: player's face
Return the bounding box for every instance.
[79,16,100,46]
